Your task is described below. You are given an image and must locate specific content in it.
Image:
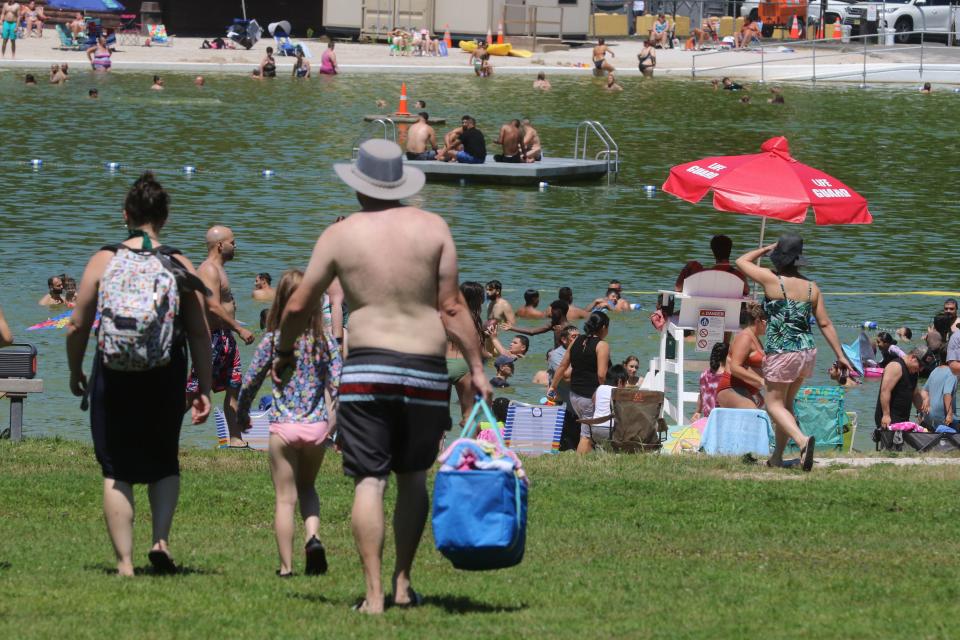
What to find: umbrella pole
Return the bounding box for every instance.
[751,217,768,300]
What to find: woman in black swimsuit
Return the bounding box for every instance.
[637,40,656,78]
[260,46,277,78]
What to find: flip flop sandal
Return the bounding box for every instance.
[388,587,423,609]
[147,549,178,575]
[227,442,251,449]
[304,536,328,576]
[801,436,816,472]
[276,570,294,578]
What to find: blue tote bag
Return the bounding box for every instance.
[432,399,528,571]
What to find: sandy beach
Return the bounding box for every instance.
[2,32,959,83]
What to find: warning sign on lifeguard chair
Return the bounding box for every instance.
[696,309,725,352]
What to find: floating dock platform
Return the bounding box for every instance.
[406,155,611,185]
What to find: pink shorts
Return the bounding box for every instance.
[269,422,331,448]
[763,349,817,383]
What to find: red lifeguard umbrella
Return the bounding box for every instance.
[662,136,872,243]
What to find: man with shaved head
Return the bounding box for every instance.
[187,225,255,447]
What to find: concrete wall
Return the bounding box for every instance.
[160,0,323,37]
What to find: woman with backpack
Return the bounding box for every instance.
[546,311,612,453]
[237,269,341,578]
[67,172,213,576]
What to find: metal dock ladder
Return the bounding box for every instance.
[574,120,619,185]
[352,118,397,159]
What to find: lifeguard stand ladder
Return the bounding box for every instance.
[643,271,750,425]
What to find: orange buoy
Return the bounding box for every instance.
[396,82,410,116]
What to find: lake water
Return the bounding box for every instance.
[1,70,955,450]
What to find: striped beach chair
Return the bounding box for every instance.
[214,407,270,451]
[503,401,564,456]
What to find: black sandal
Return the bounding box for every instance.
[801,436,816,472]
[147,549,178,575]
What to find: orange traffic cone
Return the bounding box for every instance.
[486,27,492,45]
[395,82,410,116]
[497,21,504,45]
[789,15,800,39]
[832,17,842,40]
[443,24,451,48]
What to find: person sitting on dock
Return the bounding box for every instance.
[440,115,485,164]
[494,119,523,163]
[406,112,438,160]
[517,289,546,319]
[533,71,551,90]
[521,118,542,163]
[592,38,615,74]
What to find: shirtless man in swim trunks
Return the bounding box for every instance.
[521,118,542,163]
[274,139,490,614]
[252,272,274,301]
[1,2,19,58]
[485,280,516,329]
[187,226,255,447]
[405,111,437,161]
[559,286,590,321]
[592,37,615,74]
[494,119,523,163]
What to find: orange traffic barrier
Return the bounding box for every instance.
[444,24,451,48]
[789,15,799,39]
[497,22,504,44]
[832,17,842,40]
[396,82,410,116]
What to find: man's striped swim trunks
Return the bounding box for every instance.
[337,347,451,477]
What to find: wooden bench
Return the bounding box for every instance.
[1,378,44,442]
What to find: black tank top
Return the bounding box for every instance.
[874,356,918,427]
[570,335,606,397]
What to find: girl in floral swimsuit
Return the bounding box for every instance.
[238,269,341,577]
[736,233,853,471]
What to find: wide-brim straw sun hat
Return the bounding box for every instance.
[334,139,425,201]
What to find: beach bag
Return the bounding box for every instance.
[432,400,528,571]
[96,245,201,371]
[873,428,960,453]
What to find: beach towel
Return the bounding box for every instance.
[700,408,772,456]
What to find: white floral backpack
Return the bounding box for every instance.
[96,244,201,371]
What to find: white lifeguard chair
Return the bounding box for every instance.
[642,270,751,425]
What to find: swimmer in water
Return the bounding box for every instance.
[920,82,932,94]
[151,75,164,90]
[39,274,66,306]
[516,289,546,319]
[896,326,913,342]
[253,272,275,302]
[592,37,615,74]
[533,71,551,90]
[605,72,623,91]
[88,87,99,98]
[194,75,205,87]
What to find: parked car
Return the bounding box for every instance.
[741,0,854,36]
[845,0,954,43]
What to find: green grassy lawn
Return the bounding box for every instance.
[1,440,959,639]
